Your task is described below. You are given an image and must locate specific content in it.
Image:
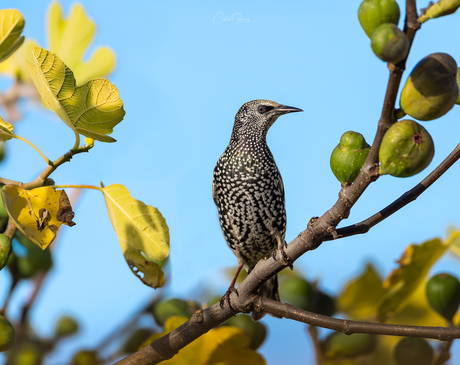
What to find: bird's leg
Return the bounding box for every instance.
[220,263,243,315]
[272,233,294,270]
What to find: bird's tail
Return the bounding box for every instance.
[251,274,281,321]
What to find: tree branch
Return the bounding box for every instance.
[258,297,460,341]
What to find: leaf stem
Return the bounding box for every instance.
[24,144,94,190]
[12,134,51,164]
[46,184,102,192]
[72,130,80,152]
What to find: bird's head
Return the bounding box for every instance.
[231,100,302,141]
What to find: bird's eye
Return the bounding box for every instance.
[258,106,265,113]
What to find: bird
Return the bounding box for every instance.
[212,99,303,320]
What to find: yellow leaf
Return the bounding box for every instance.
[446,227,460,259]
[101,184,169,288]
[47,1,115,85]
[0,39,38,82]
[164,316,188,333]
[151,316,266,365]
[0,115,14,142]
[139,333,164,351]
[1,185,73,249]
[121,241,165,289]
[0,9,25,63]
[378,238,448,321]
[27,47,125,143]
[337,263,387,320]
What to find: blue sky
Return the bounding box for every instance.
[1,1,460,364]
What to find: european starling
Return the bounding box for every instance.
[213,100,302,320]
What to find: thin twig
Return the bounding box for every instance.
[0,277,18,316]
[434,319,456,365]
[259,297,460,341]
[96,295,162,352]
[24,143,93,190]
[307,325,323,364]
[435,340,453,365]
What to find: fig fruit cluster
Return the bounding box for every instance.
[358,0,409,63]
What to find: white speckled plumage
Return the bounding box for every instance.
[213,99,302,320]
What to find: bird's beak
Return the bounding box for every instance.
[273,105,303,115]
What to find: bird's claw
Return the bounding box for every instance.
[272,241,294,270]
[220,286,239,316]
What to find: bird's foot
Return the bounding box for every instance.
[220,285,239,315]
[272,240,294,270]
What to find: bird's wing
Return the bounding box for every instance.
[212,181,218,206]
[278,175,285,200]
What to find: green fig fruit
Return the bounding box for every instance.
[426,273,460,322]
[379,120,434,177]
[55,315,79,338]
[358,0,400,38]
[122,328,155,353]
[0,233,12,270]
[371,23,409,64]
[279,276,316,311]
[152,298,194,327]
[400,53,459,121]
[225,314,267,350]
[419,0,460,23]
[393,337,434,365]
[322,332,377,359]
[72,350,98,365]
[0,315,15,352]
[456,67,460,105]
[330,131,370,184]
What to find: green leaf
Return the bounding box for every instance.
[47,1,115,85]
[101,184,170,288]
[337,263,387,320]
[27,47,125,142]
[377,237,449,322]
[0,9,25,63]
[0,116,14,142]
